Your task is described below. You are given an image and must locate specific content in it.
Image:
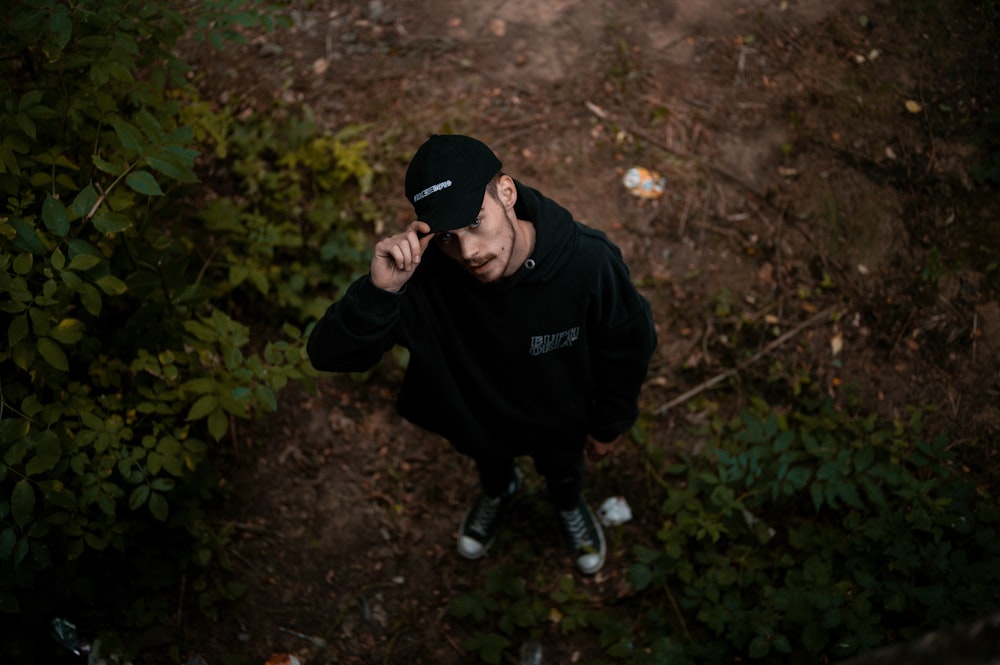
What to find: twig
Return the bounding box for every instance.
[585,100,768,200]
[278,626,328,648]
[654,305,839,415]
[972,311,978,366]
[442,628,466,657]
[664,581,691,641]
[382,620,407,665]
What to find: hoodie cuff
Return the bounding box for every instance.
[358,274,405,308]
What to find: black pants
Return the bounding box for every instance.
[473,448,584,511]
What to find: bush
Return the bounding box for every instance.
[444,397,999,665]
[0,0,375,657]
[626,399,1000,664]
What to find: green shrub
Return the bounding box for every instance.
[627,399,1000,663]
[0,0,375,656]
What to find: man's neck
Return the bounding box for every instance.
[511,218,536,269]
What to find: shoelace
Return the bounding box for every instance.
[468,496,502,536]
[561,507,593,550]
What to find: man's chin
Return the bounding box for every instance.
[468,259,499,282]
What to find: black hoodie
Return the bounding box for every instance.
[307,181,657,458]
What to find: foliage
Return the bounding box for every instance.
[626,398,1000,663]
[448,564,609,664]
[0,0,375,656]
[445,396,999,665]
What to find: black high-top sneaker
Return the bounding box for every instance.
[457,470,522,559]
[559,496,606,574]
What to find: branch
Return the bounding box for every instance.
[584,100,768,200]
[654,305,840,415]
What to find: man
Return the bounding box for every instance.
[307,134,657,574]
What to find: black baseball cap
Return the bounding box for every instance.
[404,134,502,233]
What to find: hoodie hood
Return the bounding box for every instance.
[503,180,578,286]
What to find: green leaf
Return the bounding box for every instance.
[12,480,35,527]
[18,90,44,111]
[16,113,37,140]
[50,318,85,345]
[92,154,123,175]
[70,184,99,219]
[135,109,166,143]
[748,635,771,658]
[810,482,824,512]
[129,485,150,510]
[85,531,107,550]
[95,275,127,296]
[146,145,200,183]
[149,492,168,521]
[111,118,145,155]
[126,170,164,196]
[150,478,175,492]
[182,377,215,394]
[208,408,228,440]
[50,4,72,50]
[253,385,277,412]
[627,563,654,590]
[92,209,132,234]
[838,482,865,510]
[12,252,33,275]
[80,283,102,315]
[67,253,100,271]
[186,395,218,421]
[9,218,45,254]
[0,529,16,559]
[183,320,217,342]
[51,247,66,271]
[7,314,29,349]
[12,341,36,371]
[25,432,62,476]
[42,193,70,236]
[37,337,69,371]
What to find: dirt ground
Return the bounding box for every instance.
[180,1,999,663]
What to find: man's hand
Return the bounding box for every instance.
[370,221,434,293]
[586,434,621,462]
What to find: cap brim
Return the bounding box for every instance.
[418,184,487,233]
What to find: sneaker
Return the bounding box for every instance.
[457,470,521,559]
[559,497,606,575]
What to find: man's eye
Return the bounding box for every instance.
[436,232,453,244]
[470,218,482,228]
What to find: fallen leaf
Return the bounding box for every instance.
[489,18,506,37]
[905,99,922,113]
[831,332,844,355]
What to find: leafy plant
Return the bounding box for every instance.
[448,562,620,663]
[0,0,376,657]
[627,398,1000,663]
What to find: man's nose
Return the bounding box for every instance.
[457,235,478,261]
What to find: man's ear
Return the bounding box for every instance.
[498,174,517,208]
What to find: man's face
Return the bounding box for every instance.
[433,188,518,283]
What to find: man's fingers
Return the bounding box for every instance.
[410,221,435,257]
[418,229,434,253]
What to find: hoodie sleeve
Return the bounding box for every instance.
[587,249,658,443]
[307,274,400,373]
